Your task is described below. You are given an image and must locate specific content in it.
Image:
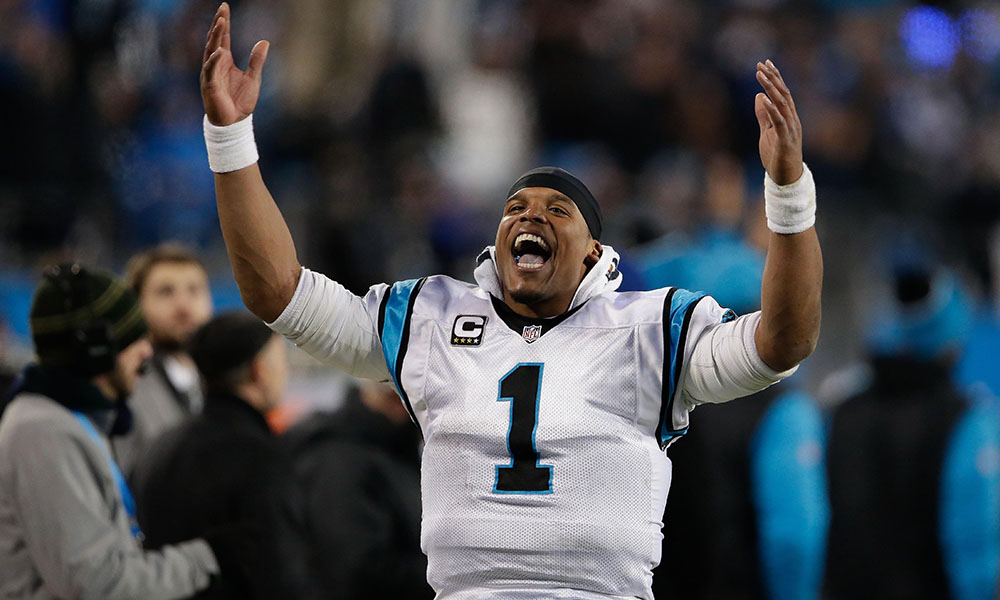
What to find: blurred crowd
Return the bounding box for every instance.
[1,0,1000,598]
[2,0,1000,381]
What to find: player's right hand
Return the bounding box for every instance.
[754,59,803,185]
[201,2,269,126]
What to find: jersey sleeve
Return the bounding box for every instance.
[655,291,797,448]
[682,310,798,406]
[654,289,725,446]
[373,277,428,427]
[267,267,391,382]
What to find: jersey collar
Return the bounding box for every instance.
[473,244,623,311]
[472,244,622,341]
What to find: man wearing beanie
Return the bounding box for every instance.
[200,6,823,598]
[134,311,317,600]
[0,263,221,599]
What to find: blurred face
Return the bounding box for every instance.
[109,337,154,398]
[495,187,600,318]
[254,335,288,413]
[139,262,212,352]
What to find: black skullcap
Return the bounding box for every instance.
[507,166,603,240]
[30,263,147,373]
[188,311,274,381]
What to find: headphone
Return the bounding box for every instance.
[43,263,117,377]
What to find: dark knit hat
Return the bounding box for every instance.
[507,166,603,240]
[188,311,274,381]
[30,263,147,375]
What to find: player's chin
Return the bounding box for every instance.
[508,285,549,307]
[506,272,550,303]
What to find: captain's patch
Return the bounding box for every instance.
[452,315,488,346]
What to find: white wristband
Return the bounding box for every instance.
[764,163,816,234]
[203,114,259,173]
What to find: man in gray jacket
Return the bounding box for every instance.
[0,264,224,599]
[114,243,213,479]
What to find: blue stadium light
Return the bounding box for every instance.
[960,7,1000,63]
[900,6,960,70]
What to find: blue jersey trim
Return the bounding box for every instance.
[72,412,143,541]
[749,391,829,600]
[940,401,1000,600]
[379,278,426,426]
[657,288,706,448]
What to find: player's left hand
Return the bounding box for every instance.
[754,59,803,185]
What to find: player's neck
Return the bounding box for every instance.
[501,290,571,319]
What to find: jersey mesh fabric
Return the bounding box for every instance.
[268,269,772,597]
[390,277,720,599]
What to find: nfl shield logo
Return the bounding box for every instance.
[522,324,542,343]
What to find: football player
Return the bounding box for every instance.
[199,4,822,598]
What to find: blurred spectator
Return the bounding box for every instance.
[0,0,127,260]
[647,198,829,600]
[134,311,316,599]
[635,153,767,311]
[1,0,999,397]
[656,386,828,600]
[0,263,222,599]
[0,325,20,400]
[114,243,213,480]
[956,223,1000,399]
[285,380,432,598]
[825,264,1000,600]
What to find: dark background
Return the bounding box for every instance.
[1,0,998,403]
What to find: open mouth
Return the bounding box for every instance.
[512,233,552,271]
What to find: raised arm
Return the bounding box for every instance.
[752,60,823,372]
[201,2,299,322]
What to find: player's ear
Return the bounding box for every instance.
[584,239,602,268]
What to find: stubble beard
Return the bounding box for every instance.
[508,286,549,307]
[501,261,552,308]
[149,328,191,354]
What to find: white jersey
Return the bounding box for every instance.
[269,246,793,599]
[378,275,729,598]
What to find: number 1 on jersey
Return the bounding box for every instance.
[494,363,553,494]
